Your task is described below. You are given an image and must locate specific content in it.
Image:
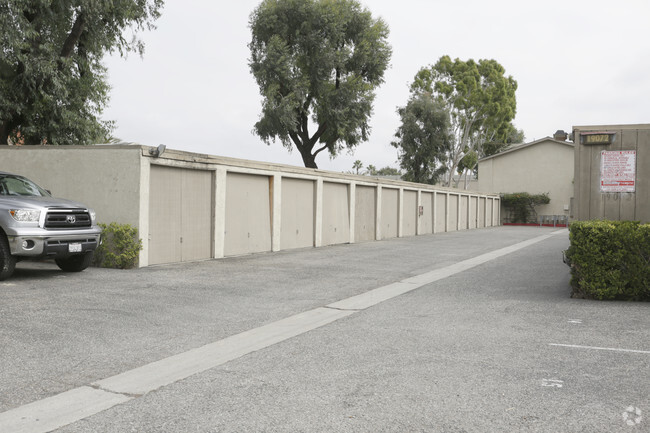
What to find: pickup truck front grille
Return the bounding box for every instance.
[44,209,92,229]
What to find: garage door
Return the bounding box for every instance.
[148,165,213,265]
[224,172,272,256]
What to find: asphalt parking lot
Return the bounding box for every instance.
[0,226,648,432]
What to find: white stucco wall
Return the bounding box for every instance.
[0,146,143,226]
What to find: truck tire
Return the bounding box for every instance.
[55,252,93,272]
[0,233,17,281]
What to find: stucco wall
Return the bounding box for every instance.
[0,146,143,227]
[478,139,574,220]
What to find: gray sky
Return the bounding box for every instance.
[103,0,650,173]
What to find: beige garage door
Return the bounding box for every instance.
[149,165,213,265]
[281,178,315,250]
[354,185,376,242]
[224,172,272,256]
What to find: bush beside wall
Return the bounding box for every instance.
[565,220,649,301]
[501,192,550,223]
[92,223,143,269]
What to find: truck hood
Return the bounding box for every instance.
[0,196,90,210]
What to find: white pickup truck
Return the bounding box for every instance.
[0,171,101,280]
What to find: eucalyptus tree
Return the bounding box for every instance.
[248,0,391,168]
[391,94,452,185]
[410,56,517,187]
[0,0,163,145]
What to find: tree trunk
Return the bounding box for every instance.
[299,149,318,169]
[1,120,10,145]
[60,13,86,58]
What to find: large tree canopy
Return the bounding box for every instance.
[248,0,391,169]
[391,94,451,185]
[410,56,517,187]
[0,0,163,145]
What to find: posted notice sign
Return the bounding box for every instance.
[600,150,636,193]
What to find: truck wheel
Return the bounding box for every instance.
[55,252,93,272]
[0,233,17,281]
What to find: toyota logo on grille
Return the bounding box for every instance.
[66,215,76,224]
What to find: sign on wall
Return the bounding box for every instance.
[600,150,636,193]
[581,132,616,145]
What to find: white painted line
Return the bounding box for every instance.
[541,379,564,388]
[550,343,650,355]
[95,307,354,396]
[0,386,132,433]
[0,231,565,432]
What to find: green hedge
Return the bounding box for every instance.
[92,223,143,269]
[501,192,550,223]
[565,220,649,301]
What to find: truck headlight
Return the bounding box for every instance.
[9,209,41,222]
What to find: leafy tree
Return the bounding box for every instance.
[248,0,391,169]
[376,166,400,176]
[352,159,363,174]
[455,150,479,189]
[391,94,452,185]
[0,0,163,145]
[505,126,525,145]
[362,164,400,177]
[410,55,517,188]
[481,124,525,161]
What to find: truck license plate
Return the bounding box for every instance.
[68,243,82,253]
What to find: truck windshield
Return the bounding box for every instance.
[0,175,51,197]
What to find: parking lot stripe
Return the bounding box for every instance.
[550,343,650,355]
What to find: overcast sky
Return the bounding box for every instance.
[102,0,650,173]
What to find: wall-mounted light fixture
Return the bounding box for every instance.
[149,144,166,157]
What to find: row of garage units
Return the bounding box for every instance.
[146,163,500,267]
[0,145,500,268]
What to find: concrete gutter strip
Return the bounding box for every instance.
[335,231,565,310]
[0,387,132,433]
[327,282,418,311]
[93,307,354,396]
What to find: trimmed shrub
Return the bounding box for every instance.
[92,223,143,269]
[501,192,550,223]
[565,220,650,301]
